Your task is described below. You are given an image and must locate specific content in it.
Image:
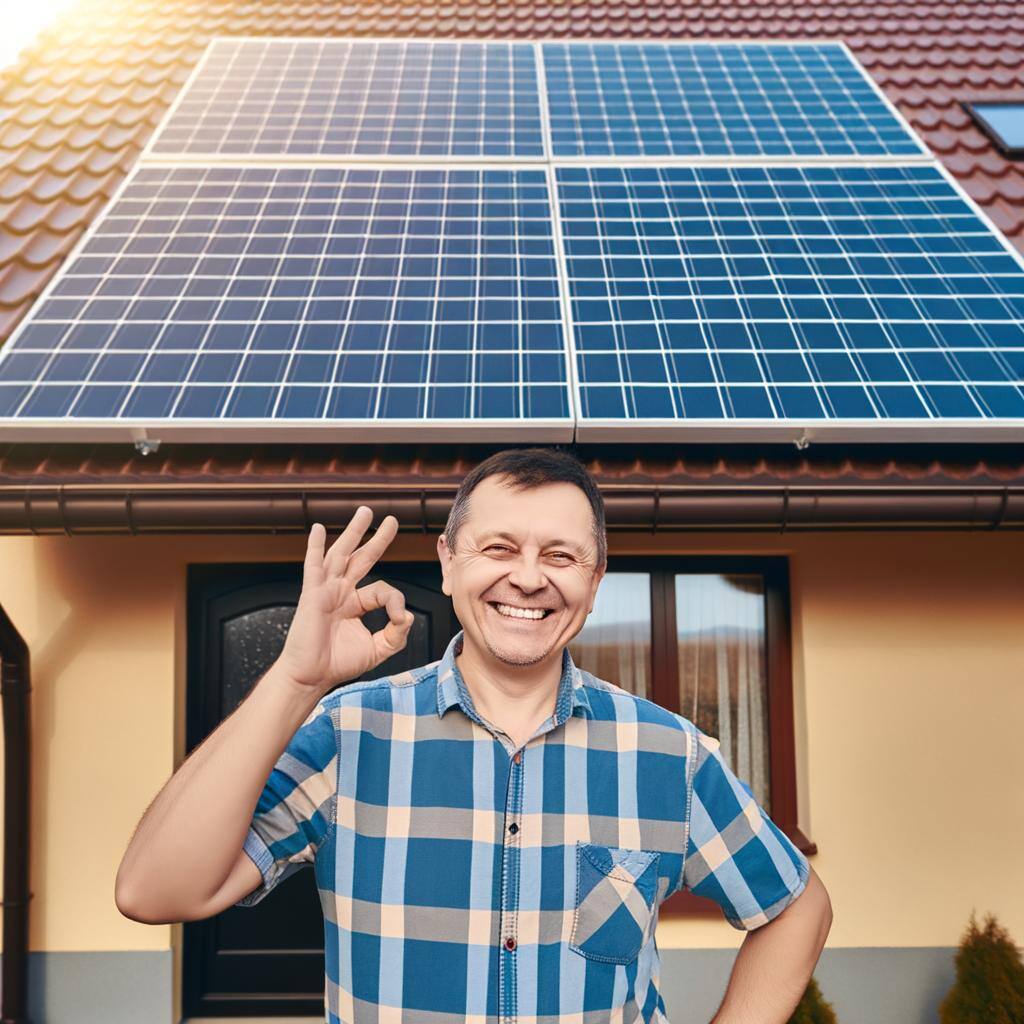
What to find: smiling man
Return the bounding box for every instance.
[115,446,832,1024]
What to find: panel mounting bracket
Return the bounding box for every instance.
[133,437,161,456]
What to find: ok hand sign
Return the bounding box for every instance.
[275,507,415,696]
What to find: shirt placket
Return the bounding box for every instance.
[498,744,525,1024]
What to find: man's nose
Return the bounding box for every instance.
[507,553,548,592]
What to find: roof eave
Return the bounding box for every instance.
[1,440,1022,534]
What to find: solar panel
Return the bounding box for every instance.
[148,39,546,159]
[0,166,572,439]
[543,42,926,159]
[560,164,1024,439]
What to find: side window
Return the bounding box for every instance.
[569,571,652,699]
[675,573,771,810]
[568,557,811,918]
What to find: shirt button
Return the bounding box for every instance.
[504,937,517,951]
[513,751,522,764]
[508,822,519,834]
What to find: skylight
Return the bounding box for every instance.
[965,101,1024,158]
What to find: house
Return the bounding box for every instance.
[0,2,1023,1023]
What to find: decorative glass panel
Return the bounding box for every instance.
[569,572,650,698]
[222,605,296,714]
[675,574,771,810]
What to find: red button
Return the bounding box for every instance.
[504,937,517,951]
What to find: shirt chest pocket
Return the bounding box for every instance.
[569,841,661,965]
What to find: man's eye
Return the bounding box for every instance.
[549,552,573,562]
[486,545,511,553]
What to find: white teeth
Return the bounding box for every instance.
[494,603,547,620]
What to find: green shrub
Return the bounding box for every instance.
[939,912,1024,1024]
[788,975,838,1024]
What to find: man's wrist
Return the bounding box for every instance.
[260,660,330,715]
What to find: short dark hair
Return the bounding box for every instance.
[443,447,607,567]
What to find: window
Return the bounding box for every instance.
[964,101,1024,158]
[568,556,814,917]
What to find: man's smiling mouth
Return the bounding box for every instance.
[487,601,555,621]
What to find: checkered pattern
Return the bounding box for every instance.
[236,630,810,1022]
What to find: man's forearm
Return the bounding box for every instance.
[114,661,322,921]
[710,868,833,1024]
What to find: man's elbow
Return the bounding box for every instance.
[115,882,156,924]
[114,878,194,925]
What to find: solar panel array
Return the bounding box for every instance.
[1,37,1021,442]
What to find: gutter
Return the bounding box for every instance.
[0,483,1021,533]
[0,605,30,1024]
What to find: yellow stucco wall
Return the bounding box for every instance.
[0,528,1022,964]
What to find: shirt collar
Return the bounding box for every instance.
[436,629,593,724]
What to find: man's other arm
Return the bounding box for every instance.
[710,865,833,1024]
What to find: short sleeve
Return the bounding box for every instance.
[234,696,338,908]
[682,726,809,930]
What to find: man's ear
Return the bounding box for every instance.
[587,559,607,614]
[437,534,452,597]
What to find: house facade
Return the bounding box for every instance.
[0,3,1023,1024]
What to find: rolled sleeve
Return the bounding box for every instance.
[234,695,339,908]
[682,726,810,930]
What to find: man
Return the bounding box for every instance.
[115,447,832,1023]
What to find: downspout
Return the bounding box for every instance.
[0,604,30,1024]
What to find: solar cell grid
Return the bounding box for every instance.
[559,164,1024,427]
[0,166,572,428]
[544,42,924,159]
[150,39,545,158]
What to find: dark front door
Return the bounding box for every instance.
[184,560,458,1018]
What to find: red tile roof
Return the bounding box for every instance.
[1,0,1023,348]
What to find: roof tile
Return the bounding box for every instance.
[1,0,1023,352]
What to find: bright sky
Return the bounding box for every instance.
[0,2,79,72]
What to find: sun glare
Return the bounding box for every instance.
[0,1,80,73]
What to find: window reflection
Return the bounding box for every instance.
[569,572,650,699]
[676,574,770,810]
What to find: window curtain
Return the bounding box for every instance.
[569,572,650,699]
[675,574,770,810]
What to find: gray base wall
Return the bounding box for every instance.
[659,946,957,1024]
[2,947,954,1024]
[0,950,173,1024]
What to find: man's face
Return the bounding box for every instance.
[437,475,605,669]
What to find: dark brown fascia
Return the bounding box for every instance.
[1,483,1021,533]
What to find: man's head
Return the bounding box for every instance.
[437,447,607,670]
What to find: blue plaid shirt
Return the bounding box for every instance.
[236,629,810,1022]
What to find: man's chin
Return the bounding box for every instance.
[481,632,557,668]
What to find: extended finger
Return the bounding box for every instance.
[342,514,400,586]
[302,522,327,588]
[323,505,373,576]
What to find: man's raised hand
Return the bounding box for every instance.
[275,507,415,694]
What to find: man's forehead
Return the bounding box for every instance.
[464,477,595,541]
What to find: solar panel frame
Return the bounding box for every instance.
[144,37,551,163]
[0,161,576,443]
[562,158,1024,443]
